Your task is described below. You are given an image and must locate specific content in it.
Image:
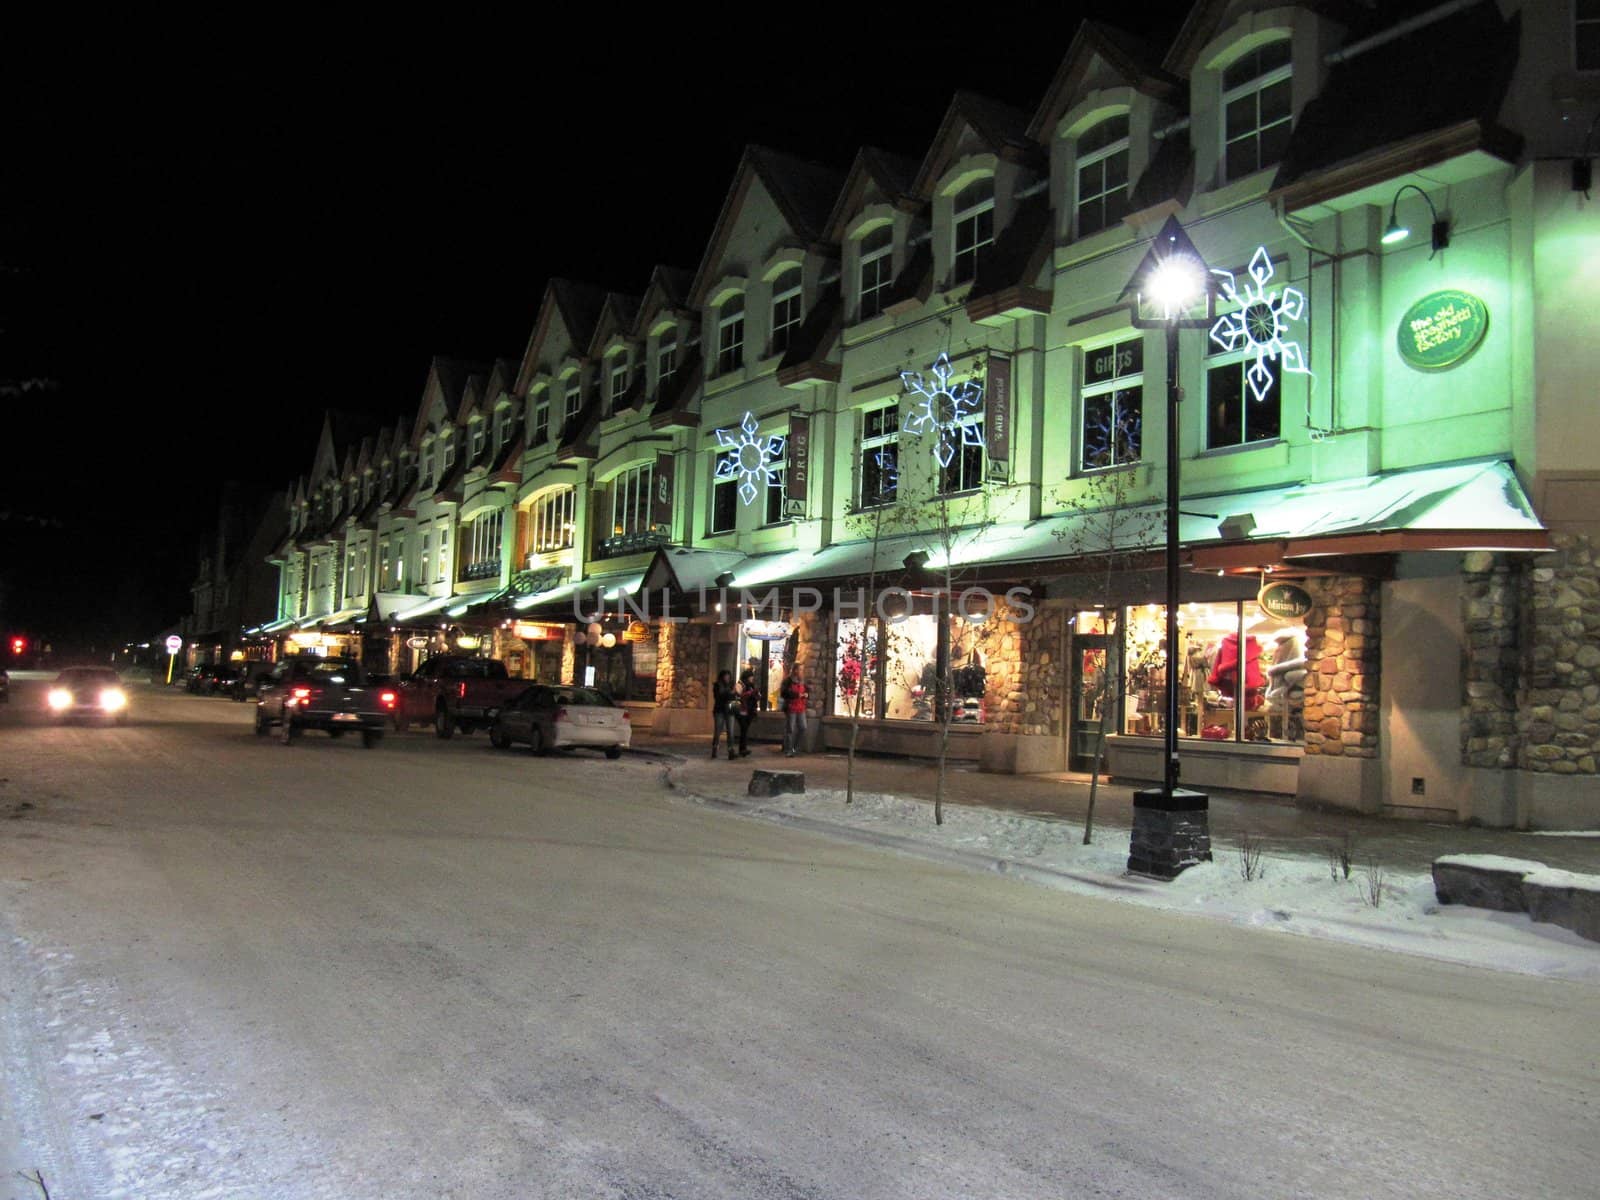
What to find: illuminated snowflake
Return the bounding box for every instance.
[714,411,785,505]
[901,353,985,468]
[1209,247,1309,403]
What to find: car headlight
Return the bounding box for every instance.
[47,689,73,711]
[99,688,127,712]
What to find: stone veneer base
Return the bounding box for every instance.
[1128,788,1212,880]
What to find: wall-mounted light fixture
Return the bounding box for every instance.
[1381,184,1449,256]
[1218,513,1257,540]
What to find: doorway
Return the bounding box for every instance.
[1068,614,1120,773]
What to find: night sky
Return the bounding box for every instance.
[1,9,1193,652]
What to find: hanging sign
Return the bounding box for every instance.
[985,355,1011,482]
[651,452,675,532]
[623,619,652,642]
[784,414,809,518]
[1257,581,1313,620]
[406,636,432,650]
[743,619,791,641]
[1397,290,1488,371]
[512,621,563,641]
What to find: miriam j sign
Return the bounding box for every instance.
[1397,290,1488,371]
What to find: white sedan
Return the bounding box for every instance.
[489,685,630,758]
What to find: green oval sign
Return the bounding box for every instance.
[1258,581,1312,620]
[1398,290,1489,371]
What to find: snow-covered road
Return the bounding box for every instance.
[1,681,1596,1199]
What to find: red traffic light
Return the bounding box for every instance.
[9,637,23,655]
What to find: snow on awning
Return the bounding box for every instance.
[393,595,456,623]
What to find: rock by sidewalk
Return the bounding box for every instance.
[748,769,805,798]
[1523,869,1600,943]
[1432,855,1549,913]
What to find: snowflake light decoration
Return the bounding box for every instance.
[714,411,785,505]
[1209,247,1309,404]
[900,353,985,468]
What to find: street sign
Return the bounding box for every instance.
[165,635,183,654]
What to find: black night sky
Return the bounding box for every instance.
[1,9,1193,653]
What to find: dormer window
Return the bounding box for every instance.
[381,462,393,495]
[1075,115,1130,238]
[1222,39,1292,181]
[858,225,894,320]
[533,395,551,445]
[657,338,678,388]
[470,421,486,462]
[716,295,745,375]
[770,268,802,356]
[440,432,455,472]
[420,440,435,486]
[495,405,512,448]
[951,179,995,286]
[564,380,583,428]
[609,356,631,416]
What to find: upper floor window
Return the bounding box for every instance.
[1206,339,1281,449]
[1080,336,1143,471]
[858,225,894,320]
[1222,39,1292,181]
[470,421,487,462]
[1581,0,1600,70]
[440,433,455,472]
[495,405,513,448]
[420,530,432,581]
[436,521,451,582]
[564,381,583,428]
[710,451,738,534]
[532,396,550,445]
[770,269,802,356]
[657,339,678,389]
[717,295,745,375]
[381,462,393,495]
[764,453,788,526]
[1075,115,1130,238]
[937,409,985,496]
[609,356,632,415]
[461,509,505,580]
[859,403,899,507]
[348,480,359,510]
[531,487,576,555]
[420,441,435,486]
[609,462,655,538]
[951,179,995,286]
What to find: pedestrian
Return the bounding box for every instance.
[735,670,758,758]
[710,669,736,759]
[780,665,808,757]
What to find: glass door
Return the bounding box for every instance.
[1069,612,1120,773]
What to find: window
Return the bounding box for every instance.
[532,396,550,446]
[717,295,745,374]
[858,225,894,320]
[657,339,678,389]
[345,547,359,600]
[1222,39,1293,181]
[531,487,576,554]
[951,179,995,286]
[859,403,899,507]
[609,356,631,416]
[436,522,451,582]
[381,462,393,496]
[379,540,391,589]
[440,433,455,473]
[495,405,513,448]
[1075,115,1130,238]
[420,530,431,582]
[348,480,359,511]
[610,462,655,538]
[770,268,802,356]
[420,441,435,487]
[391,536,405,586]
[462,509,505,580]
[710,451,738,534]
[564,381,583,428]
[938,410,985,495]
[764,455,788,525]
[1582,0,1600,71]
[1080,336,1143,470]
[470,421,487,462]
[1206,349,1282,448]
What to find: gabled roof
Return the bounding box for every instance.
[910,91,1040,199]
[1271,2,1522,198]
[456,372,486,425]
[587,291,644,358]
[632,265,695,337]
[823,146,920,241]
[410,355,486,446]
[688,146,848,307]
[1029,20,1181,140]
[515,278,610,394]
[486,358,519,400]
[1163,0,1401,77]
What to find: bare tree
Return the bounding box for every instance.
[839,461,901,805]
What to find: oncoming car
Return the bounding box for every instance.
[47,667,129,724]
[489,685,630,758]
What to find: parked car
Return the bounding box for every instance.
[0,666,8,704]
[198,664,241,696]
[489,684,630,758]
[181,664,210,692]
[46,667,129,724]
[254,656,397,747]
[397,654,528,738]
[225,661,277,702]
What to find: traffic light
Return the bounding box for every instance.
[9,637,23,656]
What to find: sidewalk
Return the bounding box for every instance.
[634,731,1600,875]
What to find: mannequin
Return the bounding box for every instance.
[1208,632,1265,693]
[1264,631,1307,711]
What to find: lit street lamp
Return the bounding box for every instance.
[1121,215,1215,879]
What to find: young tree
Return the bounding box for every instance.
[839,462,899,806]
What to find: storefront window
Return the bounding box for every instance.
[835,612,990,724]
[834,618,879,718]
[739,625,790,711]
[1118,601,1304,743]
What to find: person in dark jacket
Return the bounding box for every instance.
[710,670,736,759]
[735,670,758,757]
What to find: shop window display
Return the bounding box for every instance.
[834,618,878,718]
[1120,601,1303,743]
[741,628,790,712]
[835,613,988,724]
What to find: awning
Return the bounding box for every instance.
[392,595,456,623]
[446,588,509,619]
[513,570,644,618]
[639,546,749,594]
[319,606,368,631]
[256,616,299,634]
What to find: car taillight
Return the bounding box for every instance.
[292,687,312,699]
[457,682,468,699]
[554,706,568,723]
[621,710,629,721]
[379,690,397,709]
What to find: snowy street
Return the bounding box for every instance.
[2,681,1597,1199]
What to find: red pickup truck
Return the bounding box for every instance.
[397,655,528,738]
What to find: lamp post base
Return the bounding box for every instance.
[1128,788,1212,880]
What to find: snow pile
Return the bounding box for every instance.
[747,789,1600,983]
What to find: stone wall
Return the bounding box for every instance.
[1462,551,1522,768]
[985,597,1066,739]
[655,621,712,710]
[1514,536,1599,776]
[789,610,830,715]
[1301,576,1381,760]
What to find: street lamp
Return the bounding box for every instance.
[1121,215,1215,879]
